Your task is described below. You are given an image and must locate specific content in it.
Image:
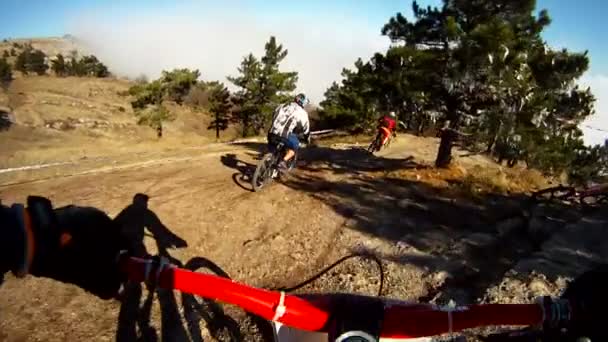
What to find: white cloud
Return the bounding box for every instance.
[69,9,390,104]
[70,6,607,147]
[579,74,608,146]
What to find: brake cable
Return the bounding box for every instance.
[274,252,385,296]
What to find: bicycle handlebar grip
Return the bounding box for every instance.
[381,303,544,338]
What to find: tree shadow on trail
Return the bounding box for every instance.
[223,142,608,304]
[113,194,270,342]
[220,142,423,193]
[223,141,424,176]
[284,171,606,303]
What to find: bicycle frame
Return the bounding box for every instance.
[121,256,563,341]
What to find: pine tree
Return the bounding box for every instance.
[15,47,48,75]
[159,69,200,104]
[134,104,175,138]
[229,36,299,136]
[380,0,592,168]
[258,36,298,121]
[0,57,12,87]
[28,49,48,75]
[14,48,27,74]
[229,54,262,137]
[207,82,232,139]
[319,59,382,132]
[51,54,67,76]
[128,69,200,138]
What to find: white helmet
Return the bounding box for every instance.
[388,111,396,118]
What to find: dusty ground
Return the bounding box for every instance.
[1,134,606,342]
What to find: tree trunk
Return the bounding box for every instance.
[486,136,496,153]
[485,121,503,154]
[242,115,250,138]
[417,116,426,136]
[435,130,455,168]
[435,113,459,168]
[216,122,220,139]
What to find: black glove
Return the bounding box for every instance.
[555,264,608,341]
[2,196,129,300]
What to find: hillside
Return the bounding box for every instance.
[0,74,242,168]
[1,36,82,56]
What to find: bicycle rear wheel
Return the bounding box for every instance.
[252,153,276,192]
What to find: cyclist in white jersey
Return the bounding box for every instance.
[267,93,311,171]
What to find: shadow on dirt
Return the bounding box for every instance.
[114,193,272,341]
[114,193,189,342]
[221,153,257,192]
[288,168,608,303]
[221,141,424,186]
[225,142,608,304]
[114,193,188,258]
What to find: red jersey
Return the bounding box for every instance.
[379,116,397,132]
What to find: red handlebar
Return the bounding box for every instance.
[121,257,549,339]
[122,257,330,331]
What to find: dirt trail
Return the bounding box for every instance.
[0,137,606,342]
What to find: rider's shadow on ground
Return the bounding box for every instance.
[114,193,189,342]
[220,153,258,192]
[113,193,270,342]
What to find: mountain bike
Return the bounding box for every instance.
[120,254,604,342]
[251,141,298,192]
[367,128,394,154]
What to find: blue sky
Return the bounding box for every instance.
[2,0,606,72]
[1,0,607,144]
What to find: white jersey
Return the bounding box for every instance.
[268,102,310,138]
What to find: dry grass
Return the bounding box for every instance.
[386,160,550,197]
[316,133,373,146]
[321,133,552,196]
[0,76,243,168]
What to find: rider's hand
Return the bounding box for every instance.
[5,196,129,300]
[555,264,608,341]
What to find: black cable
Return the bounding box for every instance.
[275,253,385,296]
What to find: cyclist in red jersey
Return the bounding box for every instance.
[377,111,397,147]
